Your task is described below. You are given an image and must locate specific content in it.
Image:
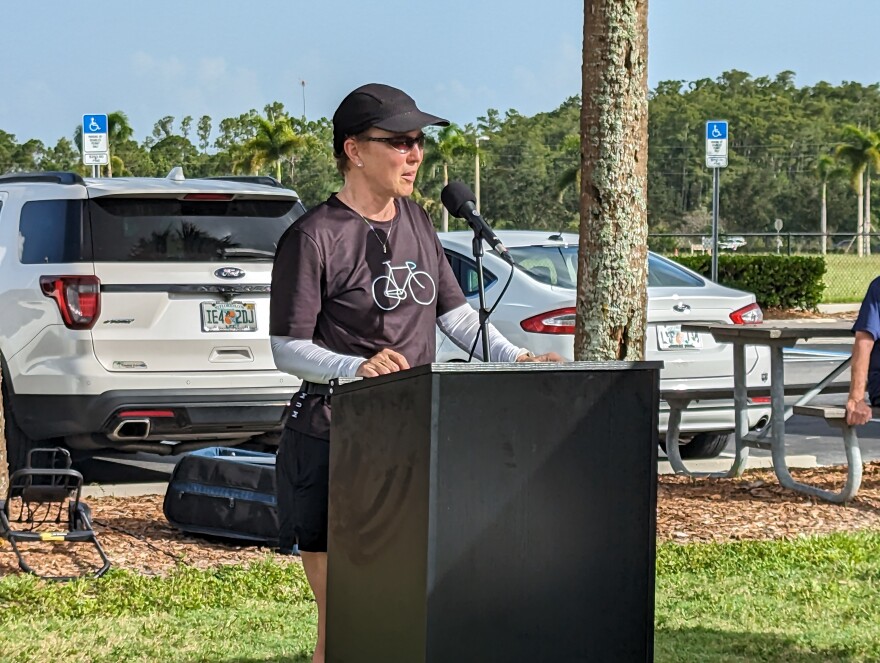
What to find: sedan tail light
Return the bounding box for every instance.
[729,302,763,325]
[521,307,576,334]
[40,275,101,329]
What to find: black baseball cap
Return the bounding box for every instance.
[332,83,449,155]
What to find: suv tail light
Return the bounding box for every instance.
[521,307,576,334]
[729,303,763,325]
[40,276,101,330]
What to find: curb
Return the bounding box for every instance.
[658,454,818,475]
[83,482,167,498]
[817,303,860,315]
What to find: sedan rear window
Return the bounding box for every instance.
[508,245,705,289]
[647,254,704,287]
[509,245,578,288]
[88,197,305,262]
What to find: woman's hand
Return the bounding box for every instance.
[356,348,410,377]
[516,351,565,363]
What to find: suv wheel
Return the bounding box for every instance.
[2,377,39,474]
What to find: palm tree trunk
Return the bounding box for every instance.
[866,169,872,256]
[679,124,688,212]
[857,176,865,257]
[575,0,649,361]
[276,160,282,183]
[820,182,827,255]
[442,162,449,232]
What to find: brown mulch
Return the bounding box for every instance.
[764,307,858,321]
[3,463,880,579]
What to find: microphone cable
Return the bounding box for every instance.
[466,259,517,363]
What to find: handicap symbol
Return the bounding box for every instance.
[88,117,101,132]
[711,124,723,138]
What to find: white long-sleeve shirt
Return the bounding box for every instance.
[271,302,527,384]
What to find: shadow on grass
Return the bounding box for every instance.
[656,626,862,662]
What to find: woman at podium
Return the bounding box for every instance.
[269,83,560,663]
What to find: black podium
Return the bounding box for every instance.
[327,362,660,663]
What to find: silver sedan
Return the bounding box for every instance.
[437,230,771,459]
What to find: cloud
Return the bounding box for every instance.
[120,52,264,139]
[131,51,187,80]
[198,57,227,82]
[513,35,580,102]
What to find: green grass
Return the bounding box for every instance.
[822,254,880,302]
[655,531,880,661]
[2,533,880,662]
[0,559,316,662]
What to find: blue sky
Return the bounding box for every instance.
[2,1,878,145]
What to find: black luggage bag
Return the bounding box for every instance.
[163,447,279,546]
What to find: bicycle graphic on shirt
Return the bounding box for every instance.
[371,260,436,311]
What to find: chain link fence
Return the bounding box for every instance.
[649,233,880,303]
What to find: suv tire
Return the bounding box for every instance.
[1,378,40,474]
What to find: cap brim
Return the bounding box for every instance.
[375,110,449,132]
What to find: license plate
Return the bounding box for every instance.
[657,325,702,350]
[201,301,257,332]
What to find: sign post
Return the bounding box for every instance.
[82,114,109,177]
[706,120,729,282]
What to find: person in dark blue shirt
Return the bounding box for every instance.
[847,276,880,424]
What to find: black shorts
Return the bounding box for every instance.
[276,428,329,553]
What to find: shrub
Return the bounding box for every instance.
[672,254,826,310]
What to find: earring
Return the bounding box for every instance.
[357,161,364,168]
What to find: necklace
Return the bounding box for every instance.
[356,211,395,254]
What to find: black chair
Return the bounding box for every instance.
[0,448,110,580]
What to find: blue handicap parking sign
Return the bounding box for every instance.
[83,114,108,134]
[706,121,728,140]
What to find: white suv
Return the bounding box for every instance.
[0,170,305,472]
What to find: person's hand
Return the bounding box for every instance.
[845,398,873,426]
[356,348,410,377]
[516,351,565,363]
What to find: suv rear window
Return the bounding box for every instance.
[89,197,304,262]
[20,200,90,264]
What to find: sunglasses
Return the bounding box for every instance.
[362,133,426,153]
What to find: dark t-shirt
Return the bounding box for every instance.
[270,194,467,438]
[852,275,880,404]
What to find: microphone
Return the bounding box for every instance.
[440,181,515,265]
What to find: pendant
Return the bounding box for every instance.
[383,246,387,254]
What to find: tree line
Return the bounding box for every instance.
[2,70,880,240]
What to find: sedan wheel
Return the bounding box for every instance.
[677,432,732,459]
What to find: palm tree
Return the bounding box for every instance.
[555,134,582,203]
[424,125,473,231]
[576,0,649,361]
[245,116,303,182]
[835,125,880,256]
[815,153,840,255]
